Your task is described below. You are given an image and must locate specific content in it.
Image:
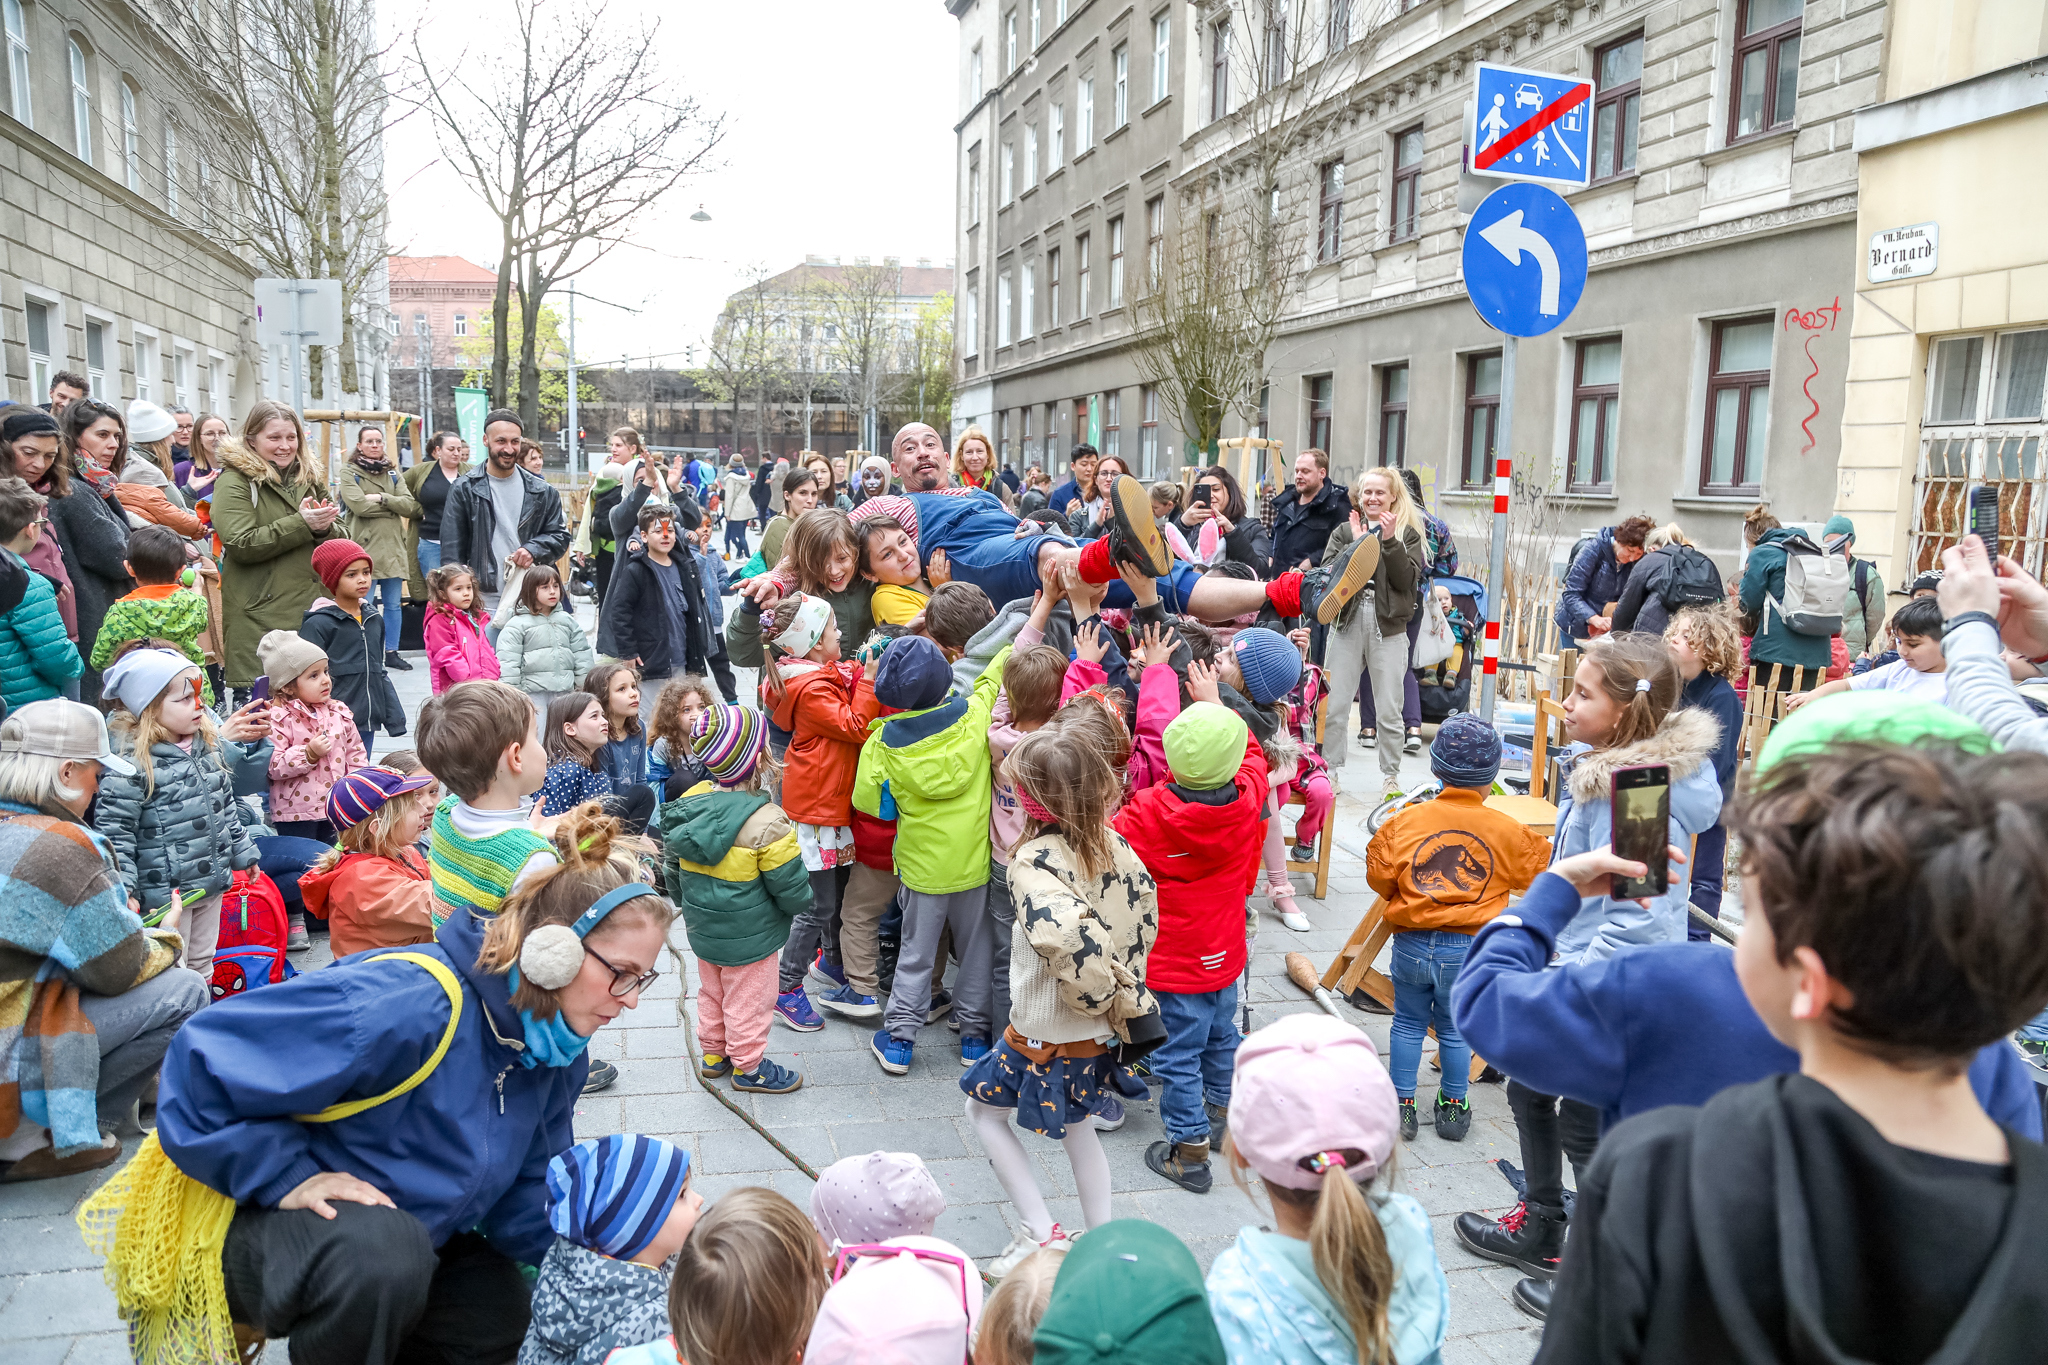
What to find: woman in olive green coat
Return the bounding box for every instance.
[337,425,421,665]
[212,401,344,692]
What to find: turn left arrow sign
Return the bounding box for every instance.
[1478,210,1561,315]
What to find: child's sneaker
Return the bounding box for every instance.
[817,983,883,1021]
[808,952,848,991]
[733,1058,803,1094]
[987,1223,1070,1280]
[2016,1036,2048,1073]
[285,910,312,953]
[1291,841,1319,863]
[1399,1097,1419,1141]
[774,988,824,1032]
[1090,1093,1125,1131]
[926,989,954,1023]
[699,1053,733,1080]
[871,1029,914,1075]
[960,1036,992,1066]
[1435,1095,1473,1142]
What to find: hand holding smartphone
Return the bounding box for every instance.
[1610,763,1671,899]
[1970,485,2002,573]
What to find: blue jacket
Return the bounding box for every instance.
[1680,670,1742,801]
[1738,526,1833,671]
[1556,527,1635,644]
[0,547,82,705]
[157,907,583,1265]
[1208,1212,1447,1365]
[1453,872,2044,1140]
[1549,708,1725,964]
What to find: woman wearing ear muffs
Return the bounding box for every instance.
[117,806,672,1365]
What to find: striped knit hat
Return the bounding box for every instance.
[327,765,437,830]
[546,1134,692,1261]
[689,704,765,786]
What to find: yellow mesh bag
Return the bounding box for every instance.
[77,953,463,1365]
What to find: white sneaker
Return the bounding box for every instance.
[986,1222,1070,1279]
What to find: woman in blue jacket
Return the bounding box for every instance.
[157,808,670,1365]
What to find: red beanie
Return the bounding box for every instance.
[311,538,372,593]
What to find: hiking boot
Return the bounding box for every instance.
[581,1058,619,1094]
[285,911,312,953]
[1399,1098,1419,1141]
[1512,1276,1553,1321]
[1454,1202,1566,1278]
[0,1132,121,1183]
[385,651,413,672]
[1145,1138,1213,1194]
[1108,474,1170,576]
[817,983,883,1021]
[1090,1093,1125,1132]
[871,1029,914,1075]
[774,988,825,1032]
[960,1036,992,1067]
[699,1053,733,1080]
[1435,1095,1473,1142]
[733,1058,803,1094]
[808,952,848,991]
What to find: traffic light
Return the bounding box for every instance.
[556,429,569,451]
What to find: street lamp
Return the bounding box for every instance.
[689,204,712,223]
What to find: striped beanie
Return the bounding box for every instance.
[546,1134,693,1260]
[327,764,437,830]
[689,704,765,786]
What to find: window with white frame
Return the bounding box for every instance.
[208,355,225,415]
[1108,215,1125,307]
[1151,13,1170,104]
[1145,195,1164,291]
[1913,328,2048,578]
[84,317,107,396]
[964,278,979,356]
[197,156,211,229]
[453,313,468,337]
[174,344,196,408]
[1030,0,1041,47]
[1075,232,1091,316]
[1049,104,1064,171]
[164,121,179,215]
[1021,260,1036,339]
[1025,122,1038,188]
[1047,246,1061,326]
[969,148,982,223]
[1328,0,1353,53]
[1103,389,1120,457]
[1113,45,1128,127]
[68,38,90,164]
[998,270,1013,346]
[23,298,52,401]
[971,45,984,101]
[1078,78,1094,149]
[120,81,139,191]
[134,328,157,402]
[1005,10,1017,72]
[1002,141,1015,204]
[1211,18,1229,121]
[4,0,31,128]
[1057,0,1068,24]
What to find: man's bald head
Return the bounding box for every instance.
[893,423,951,492]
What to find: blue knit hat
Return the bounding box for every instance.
[546,1134,692,1261]
[1430,714,1501,789]
[874,635,953,711]
[1230,627,1302,705]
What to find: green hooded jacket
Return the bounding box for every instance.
[212,439,346,688]
[660,782,810,967]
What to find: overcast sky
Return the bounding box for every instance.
[382,0,958,368]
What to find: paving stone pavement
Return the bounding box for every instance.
[1,580,1555,1363]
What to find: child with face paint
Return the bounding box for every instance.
[603,502,711,729]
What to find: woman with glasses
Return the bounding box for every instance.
[51,400,143,704]
[152,806,672,1364]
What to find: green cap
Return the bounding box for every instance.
[1757,691,1997,775]
[1822,514,1855,540]
[1033,1221,1224,1365]
[1162,702,1250,791]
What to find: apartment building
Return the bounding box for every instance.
[951,0,1886,563]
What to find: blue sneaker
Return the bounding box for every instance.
[959,1036,992,1066]
[699,1053,733,1080]
[733,1058,803,1094]
[808,952,849,990]
[774,988,824,1032]
[817,982,883,1021]
[1090,1093,1126,1132]
[871,1029,914,1075]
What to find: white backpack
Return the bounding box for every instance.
[1766,532,1851,638]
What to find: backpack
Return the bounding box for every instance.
[1657,545,1724,610]
[211,868,297,1002]
[1765,532,1852,637]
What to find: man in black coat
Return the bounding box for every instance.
[1268,448,1351,574]
[440,408,571,610]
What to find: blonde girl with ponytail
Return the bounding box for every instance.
[1209,1013,1449,1365]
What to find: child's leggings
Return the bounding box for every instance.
[838,864,898,1000]
[778,866,849,994]
[698,956,780,1071]
[1273,773,1333,849]
[967,1097,1112,1241]
[180,889,225,983]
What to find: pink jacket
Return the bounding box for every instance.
[1127,663,1179,795]
[267,697,367,823]
[424,603,500,694]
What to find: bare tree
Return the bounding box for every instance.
[700,269,786,461]
[890,293,956,432]
[821,263,905,454]
[415,0,723,429]
[172,0,397,401]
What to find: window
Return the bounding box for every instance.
[1021,260,1036,339]
[963,278,979,356]
[999,411,1010,465]
[1264,8,1288,88]
[1152,13,1170,104]
[1308,375,1334,453]
[1141,385,1159,474]
[5,0,30,127]
[1078,77,1094,149]
[1104,389,1121,457]
[1462,352,1502,487]
[1047,246,1062,326]
[1702,315,1773,493]
[969,153,982,223]
[1025,123,1038,188]
[1113,44,1128,127]
[84,317,106,395]
[164,122,178,215]
[1057,0,1068,23]
[24,298,51,400]
[1569,336,1622,491]
[452,313,468,337]
[1049,104,1063,171]
[1076,232,1091,316]
[1023,406,1033,460]
[120,82,138,191]
[1925,330,2048,426]
[174,343,196,408]
[971,45,984,102]
[1145,195,1164,291]
[1001,141,1015,204]
[1991,330,2048,422]
[1317,160,1344,261]
[1327,0,1352,53]
[1030,0,1041,47]
[1005,10,1017,72]
[197,156,211,229]
[1927,335,1984,425]
[1389,125,1422,242]
[208,357,225,415]
[1211,19,1229,120]
[1731,0,1801,142]
[68,38,90,164]
[1108,216,1125,307]
[134,329,157,403]
[1043,402,1056,463]
[998,270,1013,346]
[1593,33,1643,181]
[1378,364,1408,467]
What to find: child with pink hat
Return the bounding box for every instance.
[804,1234,983,1365]
[1205,1014,1448,1365]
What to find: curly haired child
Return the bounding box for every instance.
[424,562,501,694]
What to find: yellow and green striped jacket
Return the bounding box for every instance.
[660,782,811,967]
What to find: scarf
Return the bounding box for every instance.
[72,452,119,499]
[352,455,394,477]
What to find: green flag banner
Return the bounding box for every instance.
[454,387,490,458]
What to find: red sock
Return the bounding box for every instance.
[1077,535,1116,585]
[1266,570,1303,618]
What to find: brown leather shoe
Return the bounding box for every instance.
[0,1132,121,1182]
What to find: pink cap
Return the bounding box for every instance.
[809,1151,946,1248]
[1227,1013,1399,1190]
[806,1234,982,1365]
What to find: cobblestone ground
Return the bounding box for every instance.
[1,579,1552,1363]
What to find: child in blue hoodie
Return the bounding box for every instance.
[1666,604,1743,936]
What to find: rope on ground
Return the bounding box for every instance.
[1688,904,1739,945]
[664,937,821,1181]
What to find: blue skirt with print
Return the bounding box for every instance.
[960,1035,1110,1140]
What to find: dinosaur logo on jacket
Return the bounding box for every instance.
[1412,831,1495,904]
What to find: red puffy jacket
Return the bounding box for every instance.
[765,659,879,829]
[1112,747,1268,994]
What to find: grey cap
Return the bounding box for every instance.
[1,699,137,776]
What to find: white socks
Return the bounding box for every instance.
[967,1096,1114,1241]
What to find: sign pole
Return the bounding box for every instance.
[566,282,580,485]
[291,285,307,416]
[1479,335,1516,722]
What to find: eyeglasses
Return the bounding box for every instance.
[831,1243,972,1357]
[584,944,660,998]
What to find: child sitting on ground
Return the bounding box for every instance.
[417,679,557,926]
[520,1134,703,1365]
[664,704,810,1095]
[536,690,656,835]
[1541,728,2048,1357]
[89,523,201,699]
[973,1244,1070,1365]
[1207,1014,1451,1365]
[807,1150,946,1251]
[497,564,594,712]
[260,629,365,843]
[297,765,437,958]
[1787,595,1949,711]
[1114,700,1269,1196]
[805,1234,984,1364]
[1366,715,1549,1144]
[299,538,404,753]
[423,563,501,694]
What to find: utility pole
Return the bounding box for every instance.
[566,281,580,483]
[415,316,433,452]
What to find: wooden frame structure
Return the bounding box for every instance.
[1283,689,1335,900]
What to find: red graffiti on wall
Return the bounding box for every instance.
[1784,298,1844,454]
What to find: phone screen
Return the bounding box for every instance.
[1610,763,1671,899]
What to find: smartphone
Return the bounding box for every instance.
[251,676,271,702]
[1970,485,2002,569]
[1610,763,1671,899]
[1191,484,1213,507]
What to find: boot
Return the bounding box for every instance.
[385,651,413,671]
[1512,1276,1553,1321]
[1398,1098,1418,1142]
[1145,1138,1213,1194]
[1454,1201,1566,1278]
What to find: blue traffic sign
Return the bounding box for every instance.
[1462,183,1587,338]
[1470,62,1594,189]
